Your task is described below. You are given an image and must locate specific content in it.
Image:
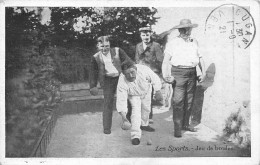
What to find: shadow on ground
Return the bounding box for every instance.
[47,63,249,157]
[58,99,115,115]
[192,63,216,125]
[47,106,246,157]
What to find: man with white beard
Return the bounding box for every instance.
[162,19,206,138]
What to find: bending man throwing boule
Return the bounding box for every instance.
[117,60,163,145]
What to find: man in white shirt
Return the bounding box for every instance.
[162,19,205,138]
[89,36,132,135]
[117,61,163,145]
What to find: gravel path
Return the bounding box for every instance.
[45,108,243,158]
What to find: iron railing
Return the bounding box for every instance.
[30,108,59,157]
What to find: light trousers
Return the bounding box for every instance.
[128,86,152,139]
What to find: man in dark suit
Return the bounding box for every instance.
[135,27,164,74]
[89,36,132,134]
[134,27,164,126]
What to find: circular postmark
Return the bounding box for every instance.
[205,4,256,49]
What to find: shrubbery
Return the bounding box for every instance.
[5,46,36,79]
[222,102,251,156]
[6,46,62,157]
[52,46,97,83]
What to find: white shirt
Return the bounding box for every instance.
[142,42,148,50]
[116,64,162,113]
[164,37,202,68]
[101,51,119,77]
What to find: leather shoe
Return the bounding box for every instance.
[140,125,155,132]
[182,126,197,132]
[103,129,111,134]
[174,122,182,138]
[174,131,182,138]
[132,138,140,145]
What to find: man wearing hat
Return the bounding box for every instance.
[133,26,164,126]
[162,19,205,137]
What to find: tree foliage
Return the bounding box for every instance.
[6,6,160,79]
[49,7,96,47]
[6,7,46,78]
[48,7,159,47]
[96,7,159,45]
[6,7,159,47]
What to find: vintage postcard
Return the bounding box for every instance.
[0,0,259,165]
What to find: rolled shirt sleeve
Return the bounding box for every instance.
[162,51,172,78]
[194,39,202,58]
[143,65,162,92]
[116,74,129,113]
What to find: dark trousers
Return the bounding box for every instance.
[171,66,197,132]
[103,76,119,131]
[149,87,154,119]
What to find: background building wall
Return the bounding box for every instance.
[154,7,251,133]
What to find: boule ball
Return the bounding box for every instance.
[147,139,152,145]
[121,121,131,130]
[90,87,99,96]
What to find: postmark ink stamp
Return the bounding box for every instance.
[205,4,256,49]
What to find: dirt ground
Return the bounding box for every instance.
[45,106,243,158]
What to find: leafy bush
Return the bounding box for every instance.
[222,102,251,156]
[6,46,38,79]
[52,46,97,83]
[6,46,62,157]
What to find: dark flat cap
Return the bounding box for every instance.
[139,27,152,32]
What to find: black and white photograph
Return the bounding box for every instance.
[1,0,260,165]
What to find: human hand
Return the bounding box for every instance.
[154,90,163,101]
[119,112,131,130]
[164,76,175,84]
[121,120,131,130]
[197,74,206,83]
[119,112,127,120]
[90,87,99,96]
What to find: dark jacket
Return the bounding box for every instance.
[89,47,131,88]
[135,41,164,74]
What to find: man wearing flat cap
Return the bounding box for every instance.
[136,26,164,75]
[133,26,165,127]
[162,19,206,137]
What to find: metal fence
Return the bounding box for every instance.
[30,108,59,157]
